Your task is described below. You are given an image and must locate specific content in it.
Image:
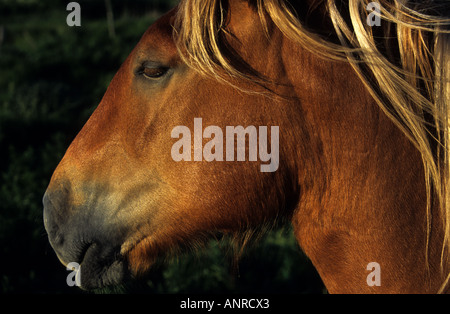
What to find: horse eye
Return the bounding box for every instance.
[140,66,169,79]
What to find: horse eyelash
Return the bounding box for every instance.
[137,65,170,79]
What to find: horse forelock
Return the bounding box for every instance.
[173,0,450,292]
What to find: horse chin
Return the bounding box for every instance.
[77,244,129,291]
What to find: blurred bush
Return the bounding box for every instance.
[0,0,324,293]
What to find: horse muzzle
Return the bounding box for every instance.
[43,186,129,290]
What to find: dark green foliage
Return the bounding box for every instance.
[0,0,324,294]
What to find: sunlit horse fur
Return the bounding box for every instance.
[43,0,450,293]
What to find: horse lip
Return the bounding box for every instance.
[78,242,94,265]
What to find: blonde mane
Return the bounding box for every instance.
[173,0,450,292]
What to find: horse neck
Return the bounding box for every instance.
[280,36,449,293]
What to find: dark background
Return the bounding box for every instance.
[0,0,324,294]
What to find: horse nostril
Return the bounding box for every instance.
[43,188,70,231]
[43,187,76,265]
[43,192,60,245]
[43,192,52,230]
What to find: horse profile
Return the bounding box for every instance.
[43,0,450,293]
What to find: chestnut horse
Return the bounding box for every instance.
[43,0,450,293]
